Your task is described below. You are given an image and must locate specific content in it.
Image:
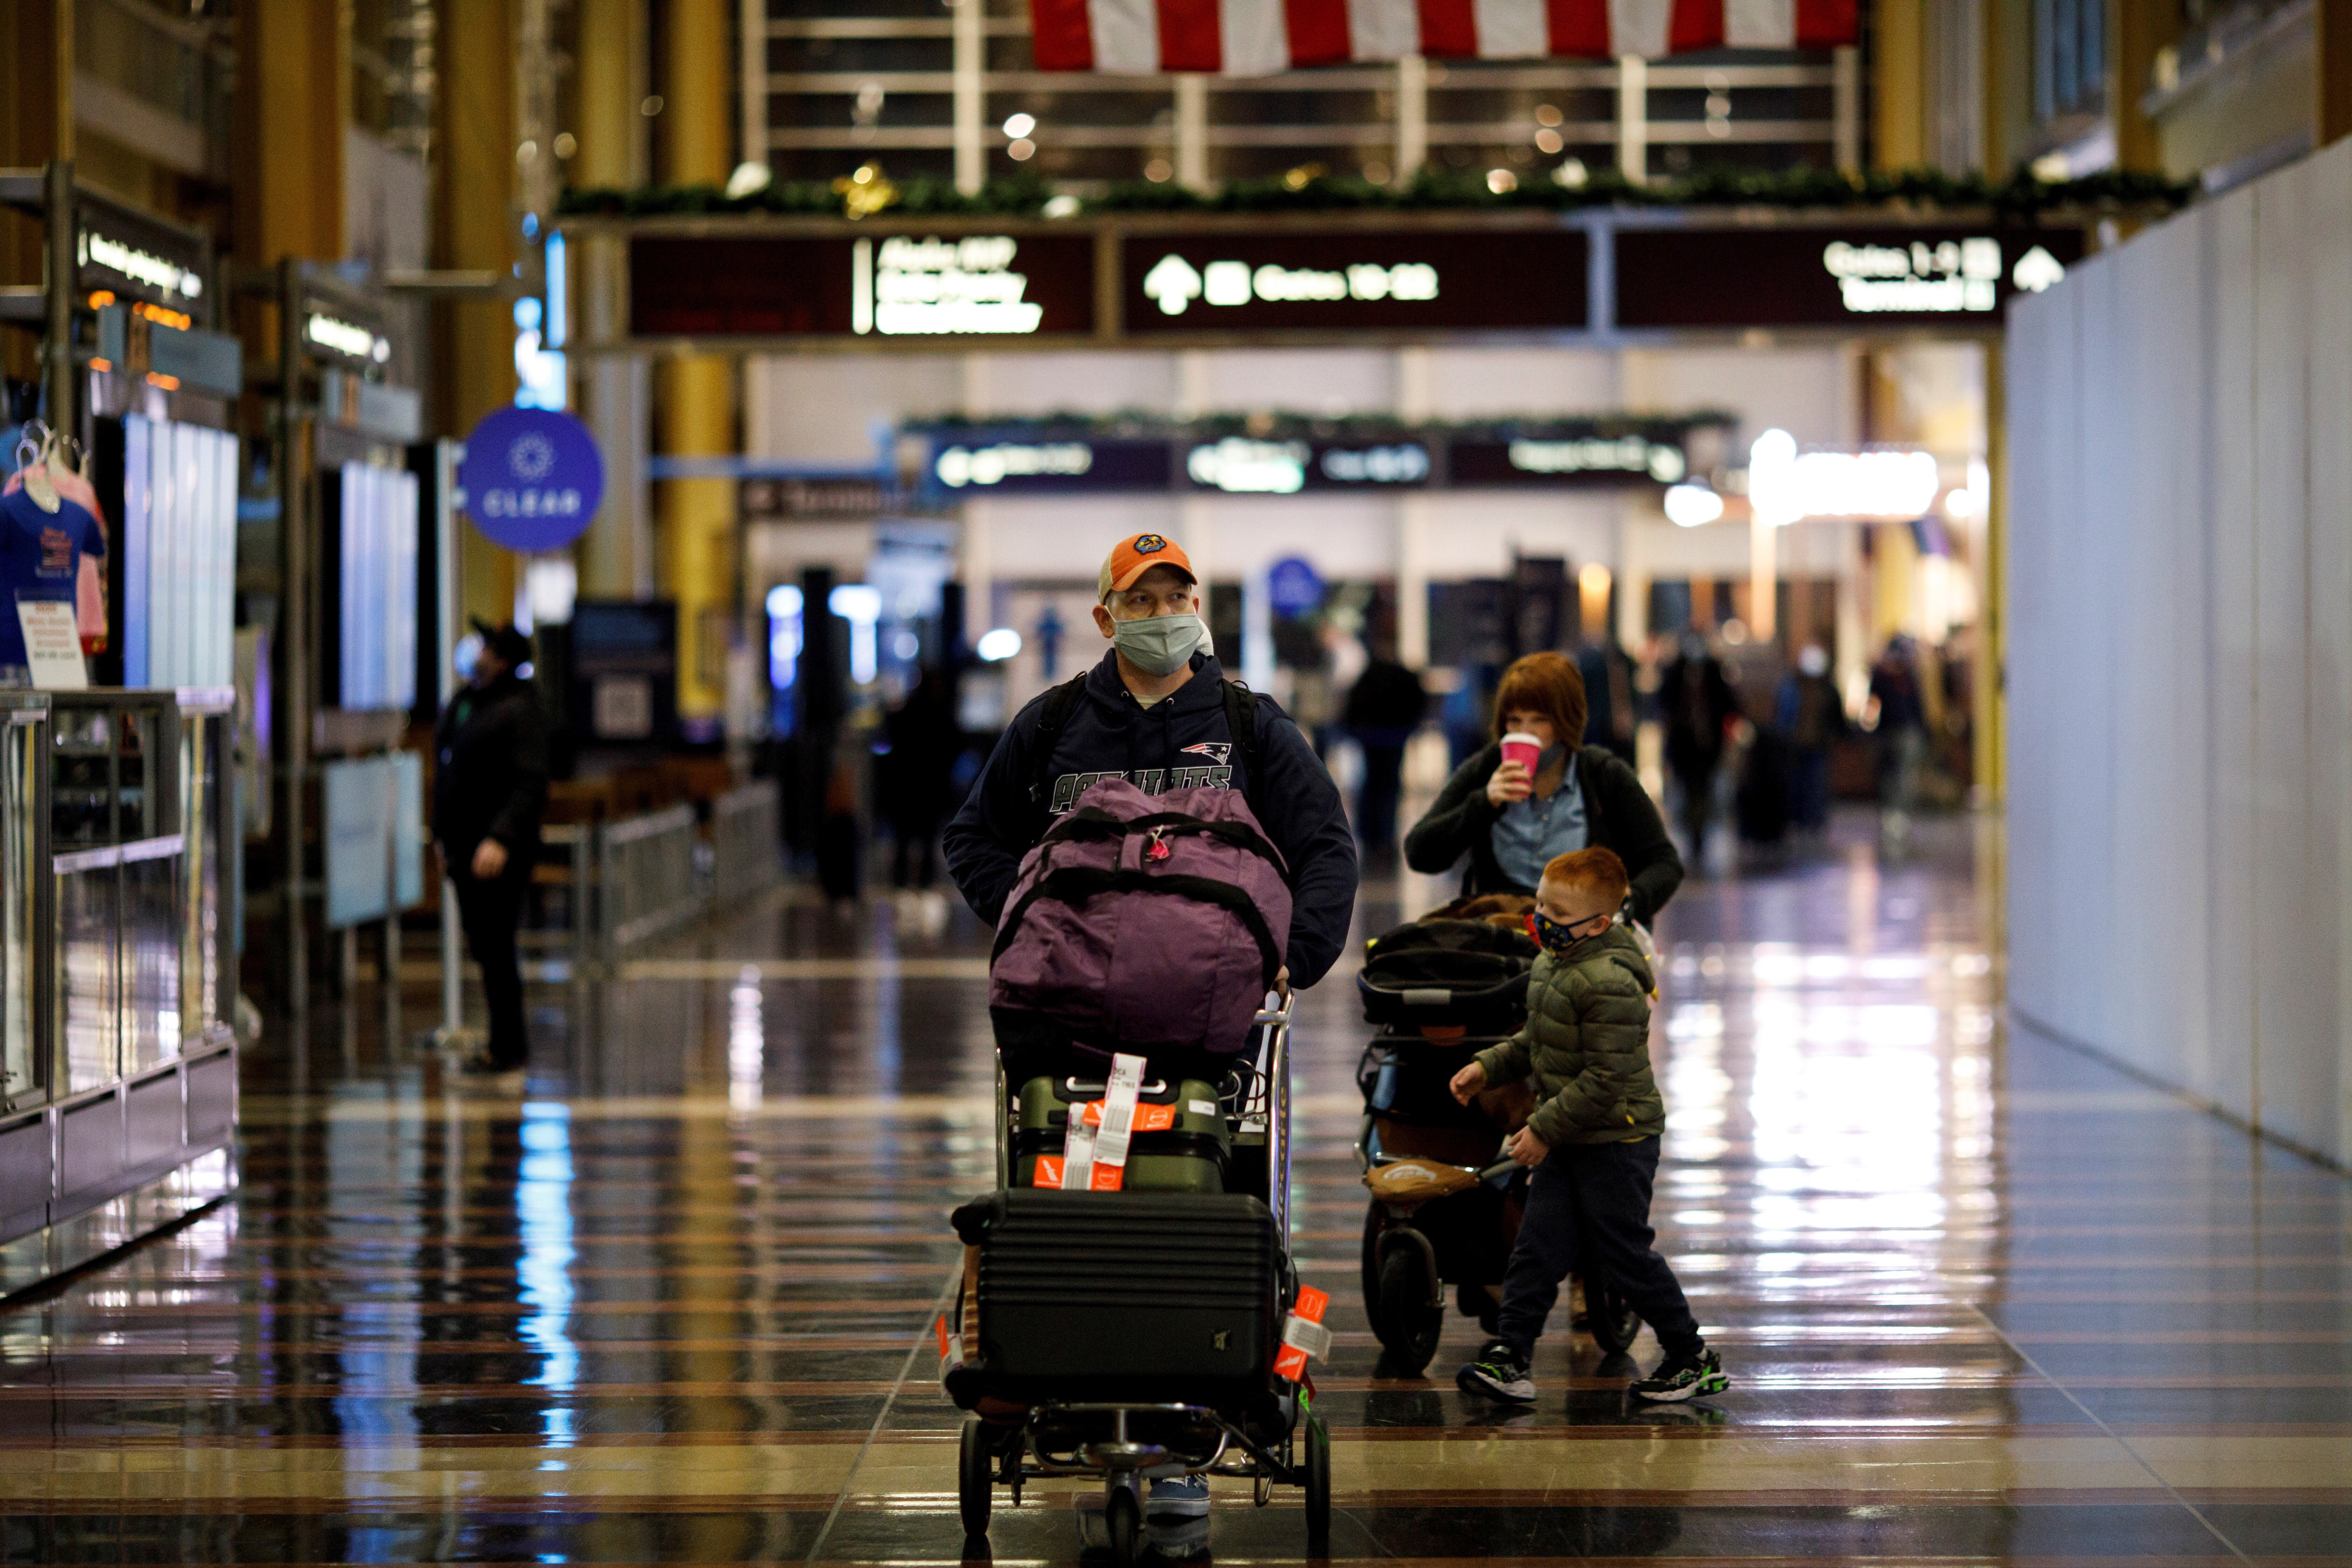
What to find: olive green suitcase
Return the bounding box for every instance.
[1011,1073,1233,1193]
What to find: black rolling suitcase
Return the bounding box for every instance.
[945,1188,1280,1408]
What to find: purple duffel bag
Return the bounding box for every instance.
[989,777,1291,1063]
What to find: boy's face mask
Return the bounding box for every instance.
[1529,909,1610,955]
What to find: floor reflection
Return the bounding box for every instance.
[1,811,2346,1563]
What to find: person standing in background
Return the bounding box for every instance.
[1342,640,1427,872]
[1577,637,1638,764]
[1774,644,1848,835]
[883,663,960,931]
[1661,635,1735,865]
[433,622,548,1075]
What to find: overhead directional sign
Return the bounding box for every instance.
[1120,227,1587,335]
[611,216,2086,346]
[629,232,1097,339]
[1613,224,2087,330]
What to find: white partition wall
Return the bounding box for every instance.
[2006,137,2352,1168]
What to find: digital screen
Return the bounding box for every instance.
[1614,224,2088,329]
[1183,437,1433,493]
[1121,227,1587,335]
[629,232,1098,338]
[923,436,1173,496]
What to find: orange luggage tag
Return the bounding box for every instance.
[1274,1286,1331,1381]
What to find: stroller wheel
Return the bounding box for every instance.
[1302,1413,1332,1555]
[957,1416,993,1540]
[1584,1270,1643,1355]
[1373,1235,1444,1374]
[1358,1202,1385,1323]
[1105,1484,1143,1567]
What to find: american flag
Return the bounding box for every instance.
[1030,0,1860,75]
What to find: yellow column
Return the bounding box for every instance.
[436,0,523,627]
[657,0,736,721]
[2109,2,2179,172]
[234,0,347,268]
[1870,0,1924,171]
[0,0,72,386]
[1977,343,2006,805]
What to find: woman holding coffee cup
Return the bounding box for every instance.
[1404,651,1685,926]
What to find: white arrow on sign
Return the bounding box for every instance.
[2012,245,2066,294]
[1142,253,1203,316]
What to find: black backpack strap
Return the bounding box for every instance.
[1220,678,1265,810]
[1027,672,1092,814]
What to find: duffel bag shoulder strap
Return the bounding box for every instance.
[1221,678,1265,812]
[990,864,1284,990]
[1026,672,1094,817]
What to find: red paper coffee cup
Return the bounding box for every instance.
[1499,732,1543,773]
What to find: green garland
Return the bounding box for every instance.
[559,164,2192,222]
[907,410,1738,439]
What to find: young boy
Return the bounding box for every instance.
[1448,847,1728,1404]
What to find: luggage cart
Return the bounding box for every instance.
[949,991,1331,1564]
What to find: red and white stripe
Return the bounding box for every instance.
[1030,0,1858,74]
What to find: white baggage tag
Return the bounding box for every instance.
[1058,1117,1097,1190]
[1091,1053,1147,1171]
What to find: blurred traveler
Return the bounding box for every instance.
[1868,636,1928,854]
[1773,644,1849,834]
[1342,640,1427,871]
[433,622,548,1074]
[1576,637,1638,764]
[944,532,1360,993]
[883,664,959,893]
[1661,636,1736,862]
[1403,651,1682,927]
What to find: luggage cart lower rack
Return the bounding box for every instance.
[958,1398,1332,1563]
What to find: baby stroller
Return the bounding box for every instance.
[1354,915,1643,1374]
[945,990,1332,1564]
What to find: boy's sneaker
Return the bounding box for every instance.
[1630,1345,1729,1403]
[1455,1340,1536,1404]
[1145,1474,1212,1558]
[1146,1474,1210,1521]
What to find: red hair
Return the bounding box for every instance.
[1493,652,1588,749]
[1542,847,1629,908]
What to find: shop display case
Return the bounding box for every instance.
[0,689,240,1291]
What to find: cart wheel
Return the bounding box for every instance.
[1585,1270,1643,1355]
[1106,1486,1143,1567]
[1374,1242,1444,1374]
[1302,1413,1331,1555]
[957,1418,993,1539]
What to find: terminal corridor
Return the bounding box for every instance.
[5,819,2346,1563]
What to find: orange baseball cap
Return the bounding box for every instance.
[1098,532,1196,600]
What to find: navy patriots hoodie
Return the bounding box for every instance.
[944,649,1359,988]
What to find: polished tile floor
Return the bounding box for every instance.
[5,814,2348,1563]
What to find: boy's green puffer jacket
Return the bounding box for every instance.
[1471,924,1661,1146]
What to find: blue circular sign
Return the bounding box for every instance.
[459,406,604,552]
[1265,556,1324,616]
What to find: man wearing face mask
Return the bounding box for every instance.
[944,532,1359,992]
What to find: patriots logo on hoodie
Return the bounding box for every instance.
[1180,742,1232,765]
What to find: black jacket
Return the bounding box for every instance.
[1403,741,1683,924]
[432,673,550,859]
[944,649,1360,988]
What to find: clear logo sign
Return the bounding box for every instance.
[460,406,606,552]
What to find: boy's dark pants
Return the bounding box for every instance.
[1495,1135,1703,1363]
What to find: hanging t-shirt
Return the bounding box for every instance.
[1,461,109,651]
[0,486,106,674]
